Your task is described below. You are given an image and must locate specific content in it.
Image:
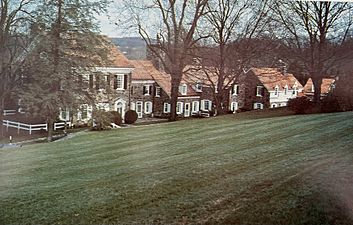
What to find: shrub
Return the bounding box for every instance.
[321,95,341,113]
[91,110,113,130]
[287,96,314,114]
[110,111,123,126]
[124,110,138,124]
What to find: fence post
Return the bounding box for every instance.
[29,125,32,135]
[6,120,9,132]
[17,123,20,134]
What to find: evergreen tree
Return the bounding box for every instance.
[20,0,109,142]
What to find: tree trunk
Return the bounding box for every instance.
[0,97,4,138]
[312,77,322,104]
[169,81,179,121]
[47,117,54,142]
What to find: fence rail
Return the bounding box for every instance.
[2,120,71,135]
[3,110,17,116]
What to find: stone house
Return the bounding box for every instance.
[230,68,303,111]
[60,45,135,124]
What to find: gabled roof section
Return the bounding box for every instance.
[183,65,232,88]
[131,60,172,97]
[106,45,134,68]
[250,68,303,90]
[303,78,335,94]
[130,60,155,80]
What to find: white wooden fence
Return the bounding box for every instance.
[2,120,72,135]
[3,110,17,116]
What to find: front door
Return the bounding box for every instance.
[136,101,143,118]
[184,103,190,117]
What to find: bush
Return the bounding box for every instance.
[321,95,341,113]
[124,110,138,124]
[91,110,113,130]
[110,111,122,126]
[288,96,314,114]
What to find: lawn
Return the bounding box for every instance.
[1,111,353,224]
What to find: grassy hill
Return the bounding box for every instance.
[1,111,353,225]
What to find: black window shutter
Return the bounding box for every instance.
[149,86,153,95]
[113,75,117,89]
[124,74,128,89]
[262,86,265,96]
[255,86,258,95]
[143,86,146,95]
[231,86,235,95]
[89,75,94,89]
[236,85,240,95]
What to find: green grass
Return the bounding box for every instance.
[1,111,353,224]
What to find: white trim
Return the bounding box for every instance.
[114,99,126,119]
[192,101,199,113]
[155,87,161,97]
[176,102,184,114]
[256,86,263,97]
[131,80,155,84]
[136,101,143,118]
[254,103,264,109]
[231,102,238,112]
[163,103,171,113]
[95,67,133,74]
[144,101,153,114]
[184,103,191,117]
[177,96,200,100]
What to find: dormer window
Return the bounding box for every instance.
[195,82,202,92]
[179,84,187,95]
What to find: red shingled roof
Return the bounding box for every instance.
[251,68,303,90]
[130,60,155,80]
[106,46,134,68]
[303,78,335,94]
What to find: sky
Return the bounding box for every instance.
[96,0,140,38]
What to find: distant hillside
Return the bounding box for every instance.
[110,37,147,60]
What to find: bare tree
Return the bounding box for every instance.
[196,0,273,114]
[120,0,208,121]
[272,1,353,103]
[0,0,35,138]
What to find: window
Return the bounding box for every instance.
[195,82,202,92]
[179,84,187,95]
[271,103,278,108]
[105,75,110,90]
[274,85,279,96]
[59,108,70,121]
[232,85,239,95]
[155,87,161,97]
[114,74,124,90]
[201,100,212,111]
[256,86,263,97]
[144,101,153,114]
[163,103,171,113]
[292,86,298,95]
[143,85,152,95]
[97,102,110,111]
[192,101,199,112]
[254,103,264,109]
[284,85,288,95]
[79,104,88,120]
[176,102,183,114]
